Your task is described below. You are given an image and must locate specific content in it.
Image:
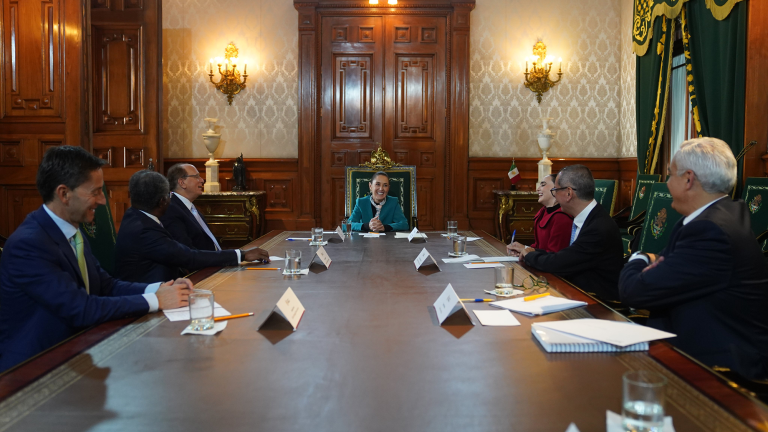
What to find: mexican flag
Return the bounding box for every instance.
[508,162,521,184]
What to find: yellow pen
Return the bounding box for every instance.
[524,293,550,302]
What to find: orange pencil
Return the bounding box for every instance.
[214,312,254,322]
[523,293,550,302]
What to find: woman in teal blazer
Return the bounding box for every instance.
[349,172,409,232]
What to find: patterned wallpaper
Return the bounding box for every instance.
[162,0,299,159]
[620,0,638,158]
[162,0,636,160]
[468,0,623,158]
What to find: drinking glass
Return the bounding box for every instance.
[188,289,214,331]
[622,371,667,432]
[284,249,301,275]
[494,266,515,294]
[341,218,351,235]
[446,221,458,239]
[450,235,467,257]
[310,227,323,245]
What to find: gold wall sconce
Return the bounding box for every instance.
[209,42,248,106]
[369,0,397,4]
[524,41,563,104]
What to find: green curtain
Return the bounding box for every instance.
[80,183,117,275]
[683,1,747,183]
[636,17,675,175]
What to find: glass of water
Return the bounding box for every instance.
[341,218,351,235]
[310,227,323,245]
[447,221,458,239]
[284,249,301,275]
[188,289,214,331]
[622,370,667,432]
[450,235,467,257]
[494,266,515,295]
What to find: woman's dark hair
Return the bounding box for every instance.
[370,171,389,183]
[129,170,170,212]
[37,146,106,203]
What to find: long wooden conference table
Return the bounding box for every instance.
[0,231,766,431]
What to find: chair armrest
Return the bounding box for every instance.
[756,230,768,244]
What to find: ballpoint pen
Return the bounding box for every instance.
[214,312,254,322]
[510,229,516,245]
[523,293,550,302]
[460,298,494,302]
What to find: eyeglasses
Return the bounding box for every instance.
[550,186,576,197]
[514,275,550,294]
[182,174,202,179]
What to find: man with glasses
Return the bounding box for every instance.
[619,138,768,380]
[162,163,223,252]
[512,165,624,301]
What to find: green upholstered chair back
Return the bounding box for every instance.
[630,174,662,220]
[638,182,684,254]
[593,179,618,216]
[345,166,417,230]
[742,177,768,251]
[80,183,117,275]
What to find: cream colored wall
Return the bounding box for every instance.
[469,0,624,158]
[163,0,299,159]
[619,0,638,158]
[162,0,636,160]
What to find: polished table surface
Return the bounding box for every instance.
[0,231,765,431]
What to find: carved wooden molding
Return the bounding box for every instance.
[295,2,475,9]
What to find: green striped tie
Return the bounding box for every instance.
[72,230,90,294]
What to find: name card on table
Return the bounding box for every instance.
[433,284,474,326]
[258,287,305,331]
[336,226,345,241]
[308,246,332,269]
[407,227,422,242]
[414,248,440,271]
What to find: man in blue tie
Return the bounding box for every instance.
[161,163,225,251]
[0,146,193,372]
[511,165,624,300]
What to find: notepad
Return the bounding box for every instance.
[490,296,587,316]
[533,319,676,348]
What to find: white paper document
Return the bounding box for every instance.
[606,411,674,432]
[282,269,310,276]
[358,232,385,236]
[441,254,480,263]
[473,310,520,326]
[533,319,676,347]
[395,232,427,239]
[490,296,587,316]
[163,302,230,322]
[463,262,505,269]
[466,237,481,242]
[269,256,284,261]
[479,256,518,262]
[181,320,227,336]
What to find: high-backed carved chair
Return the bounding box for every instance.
[593,179,618,216]
[615,174,662,256]
[636,182,684,254]
[742,177,768,252]
[345,147,418,230]
[80,183,118,275]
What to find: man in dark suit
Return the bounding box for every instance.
[161,163,220,251]
[512,165,624,300]
[620,138,768,380]
[0,146,192,372]
[115,171,269,284]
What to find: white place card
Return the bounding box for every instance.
[336,226,345,241]
[433,284,474,325]
[414,248,440,271]
[258,287,305,331]
[407,227,420,242]
[313,245,332,268]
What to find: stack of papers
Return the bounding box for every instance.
[441,254,480,263]
[490,296,587,316]
[463,262,505,269]
[530,319,675,352]
[358,232,385,238]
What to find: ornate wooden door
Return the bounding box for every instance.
[320,14,446,230]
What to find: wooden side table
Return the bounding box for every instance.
[493,190,542,245]
[194,191,266,249]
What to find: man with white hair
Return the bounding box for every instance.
[619,137,768,380]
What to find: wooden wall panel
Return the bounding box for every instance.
[744,0,768,180]
[92,26,142,132]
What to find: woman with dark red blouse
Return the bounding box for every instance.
[507,174,574,255]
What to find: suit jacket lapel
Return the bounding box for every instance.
[32,206,87,290]
[173,194,206,235]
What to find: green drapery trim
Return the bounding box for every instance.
[633,0,745,56]
[636,17,675,174]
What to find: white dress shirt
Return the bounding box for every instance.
[570,199,597,243]
[171,192,240,261]
[43,205,161,312]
